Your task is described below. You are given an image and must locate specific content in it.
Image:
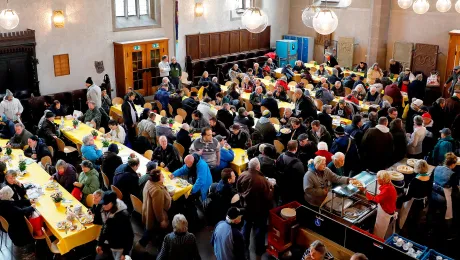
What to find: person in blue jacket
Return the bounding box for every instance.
[154,84,170,113]
[171,153,212,201]
[81,134,103,167]
[0,114,15,139]
[213,135,235,172]
[432,128,455,165]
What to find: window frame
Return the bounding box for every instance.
[112,0,161,32]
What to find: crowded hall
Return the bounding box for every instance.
[1,0,460,260]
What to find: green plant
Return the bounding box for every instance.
[72,119,79,127]
[102,140,110,148]
[19,160,26,172]
[5,147,12,156]
[314,61,318,66]
[168,118,174,125]
[390,73,394,79]
[91,130,98,137]
[270,78,275,83]
[50,191,63,203]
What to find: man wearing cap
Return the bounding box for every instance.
[78,100,102,129]
[432,128,455,165]
[445,66,460,96]
[113,157,141,212]
[101,144,123,186]
[331,126,361,175]
[254,110,276,144]
[171,154,212,201]
[151,136,182,172]
[38,111,59,149]
[96,191,134,260]
[190,127,221,171]
[228,124,251,149]
[0,89,23,122]
[297,133,318,170]
[75,160,100,201]
[211,207,246,260]
[182,92,199,123]
[85,77,102,108]
[24,135,51,162]
[213,136,234,176]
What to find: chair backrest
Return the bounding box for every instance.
[344,87,352,96]
[382,95,393,105]
[267,84,275,92]
[279,107,286,117]
[225,81,233,86]
[288,81,297,87]
[130,194,143,215]
[175,115,183,124]
[154,100,163,111]
[47,146,54,158]
[274,140,285,154]
[101,172,110,189]
[269,117,280,125]
[261,106,268,113]
[41,156,52,167]
[168,104,174,116]
[177,108,187,120]
[144,149,153,160]
[23,216,34,237]
[112,97,123,105]
[55,138,65,153]
[244,100,253,112]
[183,87,191,97]
[144,102,153,109]
[0,215,9,232]
[42,227,59,254]
[111,185,123,200]
[173,142,185,158]
[99,127,105,134]
[86,194,94,208]
[301,78,309,85]
[191,87,199,93]
[314,99,323,111]
[160,110,167,117]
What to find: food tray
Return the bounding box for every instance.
[385,234,428,259]
[421,249,454,260]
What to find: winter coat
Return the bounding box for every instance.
[157,232,201,260]
[176,129,192,155]
[38,119,59,146]
[294,95,318,120]
[237,168,273,220]
[445,96,460,128]
[190,117,210,133]
[303,164,348,207]
[98,200,134,255]
[52,164,77,192]
[315,88,334,105]
[113,164,140,212]
[78,168,100,198]
[434,166,456,188]
[405,105,424,134]
[291,124,308,141]
[343,76,356,90]
[182,97,199,123]
[173,154,212,201]
[123,91,145,107]
[249,92,263,113]
[0,199,34,246]
[87,84,102,108]
[432,136,455,165]
[228,129,251,149]
[428,102,446,134]
[363,92,381,105]
[211,120,230,139]
[156,125,176,143]
[384,84,403,107]
[276,152,305,204]
[155,88,170,113]
[0,97,23,121]
[217,109,234,130]
[408,80,425,102]
[81,145,103,165]
[197,102,216,121]
[261,97,280,118]
[361,125,394,172]
[79,108,102,128]
[234,115,254,131]
[390,128,407,164]
[317,112,333,136]
[24,139,52,162]
[101,95,112,114]
[0,118,15,139]
[8,128,33,149]
[152,144,182,172]
[330,135,361,174]
[254,117,276,144]
[101,151,123,186]
[212,221,245,260]
[257,154,276,179]
[331,85,345,97]
[309,125,332,147]
[3,182,27,201]
[344,123,364,148]
[297,141,318,170]
[215,148,235,172]
[407,126,426,155]
[142,180,171,230]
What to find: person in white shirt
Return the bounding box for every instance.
[159,55,171,78]
[106,119,126,144]
[0,89,23,122]
[86,77,102,108]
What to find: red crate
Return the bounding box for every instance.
[268,201,301,245]
[267,235,292,258]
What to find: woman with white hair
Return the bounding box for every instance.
[176,123,192,156]
[353,84,367,101]
[157,214,201,260]
[51,159,77,192]
[327,152,345,177]
[398,160,432,237]
[314,142,333,164]
[360,170,397,239]
[81,134,103,166]
[363,86,381,105]
[3,169,27,201]
[405,98,425,133]
[302,240,333,260]
[303,156,350,208]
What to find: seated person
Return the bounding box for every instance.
[209,117,230,139]
[81,134,103,166]
[331,99,353,120]
[75,160,100,202]
[331,81,345,97]
[49,100,65,117]
[315,83,334,105]
[156,116,176,143]
[273,84,290,102]
[280,108,293,126]
[190,110,210,133]
[101,144,123,186]
[363,86,381,105]
[51,159,77,192]
[233,107,254,133]
[106,120,126,144]
[113,157,140,212]
[137,112,157,145]
[293,60,307,73]
[0,115,15,139]
[151,136,182,172]
[228,124,251,149]
[228,64,242,82]
[3,170,27,201]
[281,64,295,81]
[24,135,51,162]
[78,101,102,129]
[38,111,59,147]
[241,76,254,93]
[7,123,33,149]
[353,84,367,101]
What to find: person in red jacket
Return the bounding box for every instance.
[384,83,403,108]
[360,170,397,239]
[314,141,333,164]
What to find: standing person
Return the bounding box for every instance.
[408,74,425,102]
[7,123,32,149]
[211,207,246,260]
[96,191,134,260]
[101,144,123,186]
[345,115,364,149]
[276,141,305,204]
[86,77,102,108]
[122,92,139,143]
[113,157,141,212]
[101,87,112,114]
[429,98,446,134]
[445,66,460,96]
[361,117,394,172]
[432,128,455,165]
[389,119,407,163]
[169,56,182,89]
[330,126,360,175]
[389,59,403,75]
[297,134,318,170]
[0,89,23,122]
[261,92,280,118]
[159,55,171,78]
[445,87,460,129]
[325,52,338,67]
[294,89,317,121]
[254,110,276,144]
[407,116,426,159]
[237,158,274,258]
[360,171,397,239]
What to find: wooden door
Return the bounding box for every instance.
[186,35,200,60]
[145,40,169,95]
[128,47,147,96]
[220,32,230,55]
[446,34,460,92]
[240,30,250,52]
[199,34,210,59]
[210,33,221,57]
[229,31,240,53]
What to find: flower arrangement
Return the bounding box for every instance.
[102,139,110,148]
[168,118,174,127]
[270,78,275,83]
[390,73,394,79]
[19,160,27,172]
[5,147,12,156]
[50,191,63,204]
[314,61,318,66]
[72,119,79,129]
[91,130,98,139]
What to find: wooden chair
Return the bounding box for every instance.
[160,110,167,117]
[362,78,367,84]
[112,97,123,105]
[310,67,317,73]
[191,87,199,93]
[23,145,29,151]
[42,227,60,255]
[301,79,309,85]
[309,60,316,64]
[168,104,174,116]
[279,107,286,117]
[101,172,110,189]
[56,137,78,156]
[141,131,152,144]
[144,149,153,160]
[182,87,191,97]
[144,102,153,109]
[130,194,143,215]
[173,142,185,158]
[288,81,297,87]
[261,106,268,113]
[181,71,192,87]
[264,76,272,81]
[177,108,187,121]
[154,100,163,111]
[344,87,352,96]
[175,115,183,124]
[267,84,275,92]
[244,100,253,112]
[287,90,294,101]
[225,81,233,86]
[24,216,52,240]
[274,140,285,154]
[99,127,105,134]
[0,215,8,249]
[76,143,82,157]
[86,194,94,208]
[269,117,280,125]
[306,84,314,90]
[151,86,159,96]
[382,95,393,104]
[314,99,323,111]
[40,156,52,167]
[47,146,54,158]
[111,185,123,200]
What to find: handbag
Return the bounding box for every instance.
[71,187,83,201]
[28,211,44,236]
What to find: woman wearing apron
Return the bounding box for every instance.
[398,160,433,238]
[360,171,397,239]
[432,152,458,239]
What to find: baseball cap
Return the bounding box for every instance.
[297,133,309,141]
[440,128,452,135]
[100,191,117,205]
[421,112,431,119]
[227,207,244,220]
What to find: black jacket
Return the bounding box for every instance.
[254,118,277,144]
[24,139,52,162]
[257,154,276,179]
[276,152,305,204]
[124,91,145,107]
[327,75,341,85]
[261,97,280,118]
[343,76,356,89]
[344,123,364,148]
[113,164,140,212]
[217,109,235,130]
[182,97,199,123]
[101,151,123,186]
[408,80,425,102]
[3,182,27,201]
[52,164,77,192]
[291,124,308,141]
[38,119,58,146]
[0,199,34,246]
[327,56,338,67]
[317,112,333,136]
[211,120,230,139]
[151,144,182,172]
[121,100,139,127]
[50,104,66,117]
[294,95,317,120]
[390,128,407,163]
[176,129,192,156]
[207,82,222,100]
[234,115,254,131]
[297,141,317,170]
[429,101,446,134]
[228,130,251,149]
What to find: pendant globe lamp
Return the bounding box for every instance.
[436,0,452,12]
[456,0,460,13]
[398,0,413,9]
[301,5,320,28]
[0,0,19,30]
[342,0,353,7]
[413,0,430,14]
[241,4,268,34]
[313,9,338,35]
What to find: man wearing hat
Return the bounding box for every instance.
[432,128,455,165]
[422,112,434,133]
[96,191,134,260]
[38,111,59,148]
[445,66,460,96]
[24,135,51,162]
[78,100,102,129]
[211,207,245,260]
[75,160,100,201]
[331,125,361,175]
[254,110,276,144]
[213,135,234,176]
[332,99,352,120]
[101,143,123,186]
[228,124,251,149]
[85,77,102,108]
[0,89,23,122]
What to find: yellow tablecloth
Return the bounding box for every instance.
[229,148,249,175]
[0,139,101,254]
[56,119,192,201]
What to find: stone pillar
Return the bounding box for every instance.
[366,0,391,69]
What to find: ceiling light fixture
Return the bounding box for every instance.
[413,0,430,14]
[0,0,19,30]
[241,4,268,33]
[313,9,338,35]
[398,0,413,9]
[436,0,452,12]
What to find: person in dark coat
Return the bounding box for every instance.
[0,186,34,247]
[293,89,317,121]
[228,124,251,149]
[122,92,139,143]
[206,168,237,225]
[362,112,378,133]
[24,135,52,162]
[309,120,332,147]
[330,126,361,175]
[254,110,277,144]
[325,53,338,67]
[384,83,403,108]
[209,117,230,139]
[361,117,394,172]
[3,170,27,201]
[182,92,199,123]
[216,103,235,130]
[290,118,308,141]
[52,160,77,192]
[389,59,403,75]
[296,134,318,170]
[429,98,446,134]
[408,74,425,102]
[261,92,280,118]
[151,136,182,172]
[233,107,254,132]
[176,123,192,156]
[49,100,66,117]
[345,115,364,149]
[112,158,141,213]
[257,144,277,179]
[343,74,357,90]
[101,144,123,186]
[405,99,425,134]
[276,141,305,204]
[124,87,145,107]
[211,207,246,260]
[445,90,460,129]
[327,68,341,86]
[38,111,59,148]
[317,105,333,136]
